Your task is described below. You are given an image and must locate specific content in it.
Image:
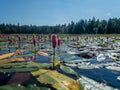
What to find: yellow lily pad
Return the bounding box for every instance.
[31,69,83,90]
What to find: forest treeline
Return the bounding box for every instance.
[0,17,120,34]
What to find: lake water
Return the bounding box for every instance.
[0,39,120,89]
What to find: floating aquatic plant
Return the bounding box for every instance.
[0,85,51,90]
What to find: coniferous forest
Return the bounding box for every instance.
[1,17,120,34]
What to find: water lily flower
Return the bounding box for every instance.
[33,37,36,46]
[51,34,58,69]
[8,36,12,43]
[18,35,21,41]
[52,34,58,48]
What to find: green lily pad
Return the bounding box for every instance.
[0,62,52,73]
[0,85,51,90]
[0,67,38,73]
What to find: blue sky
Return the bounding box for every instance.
[0,0,120,25]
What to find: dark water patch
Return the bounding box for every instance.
[22,50,32,55]
[35,54,50,63]
[0,48,9,55]
[0,73,14,85]
[73,68,120,89]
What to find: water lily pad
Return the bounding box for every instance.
[0,85,51,90]
[31,69,83,90]
[0,62,52,73]
[0,67,38,73]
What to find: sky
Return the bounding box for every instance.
[0,0,120,26]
